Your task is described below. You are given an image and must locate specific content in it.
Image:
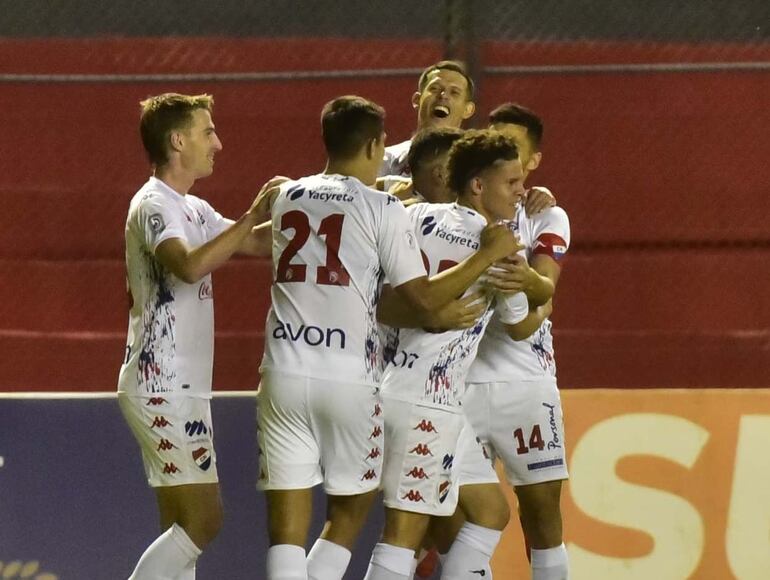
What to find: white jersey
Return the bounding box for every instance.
[260,173,426,385]
[118,177,229,396]
[468,206,570,382]
[378,139,412,178]
[382,202,528,408]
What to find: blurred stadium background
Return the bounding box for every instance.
[0,1,768,578]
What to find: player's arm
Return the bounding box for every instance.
[394,223,522,313]
[503,300,553,341]
[155,212,260,283]
[378,287,486,330]
[154,183,276,283]
[237,219,272,257]
[486,254,555,307]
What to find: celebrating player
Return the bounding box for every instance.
[255,96,520,580]
[118,93,274,580]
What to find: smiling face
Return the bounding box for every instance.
[472,158,527,222]
[177,108,222,179]
[413,69,475,130]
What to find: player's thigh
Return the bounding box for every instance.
[380,397,465,518]
[488,379,569,487]
[119,393,218,488]
[256,372,322,491]
[309,381,383,495]
[455,399,499,488]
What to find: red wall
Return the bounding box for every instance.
[1,38,768,390]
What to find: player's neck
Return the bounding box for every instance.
[324,160,376,188]
[456,195,493,223]
[153,165,195,195]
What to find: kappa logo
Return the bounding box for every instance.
[413,419,438,433]
[192,447,212,471]
[372,403,382,417]
[163,462,180,474]
[406,467,430,480]
[421,215,437,235]
[410,443,433,456]
[185,420,209,437]
[196,209,206,225]
[151,416,172,429]
[366,447,381,460]
[361,469,377,481]
[146,397,167,406]
[402,490,426,502]
[439,480,451,503]
[288,184,305,200]
[157,438,177,451]
[369,425,383,439]
[442,454,454,470]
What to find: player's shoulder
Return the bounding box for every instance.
[528,205,569,227]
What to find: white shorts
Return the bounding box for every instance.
[461,378,569,487]
[256,371,383,495]
[118,392,218,488]
[456,414,499,486]
[380,397,465,517]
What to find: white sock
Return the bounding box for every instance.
[440,522,501,579]
[307,538,352,580]
[531,543,569,580]
[363,543,415,580]
[267,544,308,580]
[129,523,201,580]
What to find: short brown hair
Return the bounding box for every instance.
[139,93,214,165]
[447,129,519,193]
[417,60,475,101]
[321,95,385,159]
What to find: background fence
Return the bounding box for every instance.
[0,4,769,576]
[2,0,768,392]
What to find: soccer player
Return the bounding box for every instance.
[364,129,535,580]
[404,127,465,204]
[462,103,572,580]
[379,60,476,179]
[256,96,520,580]
[117,93,275,579]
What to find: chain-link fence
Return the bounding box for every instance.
[0,0,768,390]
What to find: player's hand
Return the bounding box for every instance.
[424,291,487,331]
[479,223,523,262]
[524,186,556,217]
[247,175,290,223]
[388,178,415,200]
[484,255,536,294]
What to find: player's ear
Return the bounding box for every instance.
[168,130,184,153]
[411,91,421,109]
[469,175,483,197]
[527,151,542,172]
[462,100,476,120]
[365,137,377,160]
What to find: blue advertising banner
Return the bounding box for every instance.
[0,394,385,579]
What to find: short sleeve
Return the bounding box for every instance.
[377,195,427,288]
[136,194,187,253]
[495,291,529,325]
[197,198,230,239]
[531,207,570,262]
